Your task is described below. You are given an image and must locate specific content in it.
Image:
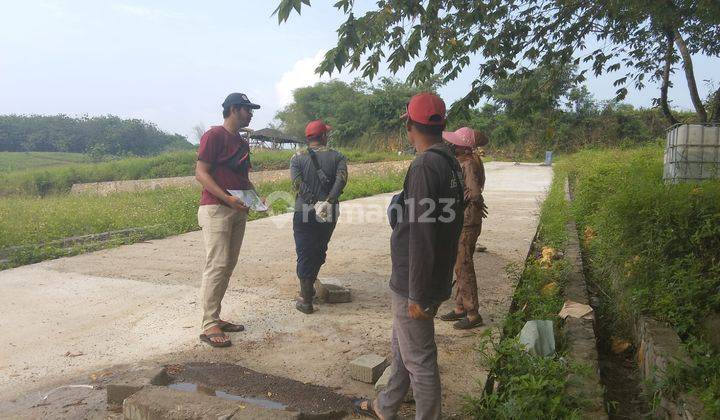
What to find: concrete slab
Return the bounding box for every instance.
[123,386,300,420]
[106,367,169,407]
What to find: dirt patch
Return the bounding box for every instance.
[166,362,353,416]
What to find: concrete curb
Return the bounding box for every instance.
[567,178,704,419]
[562,179,607,419]
[635,317,704,419]
[70,160,411,196]
[107,367,170,408]
[0,226,159,263]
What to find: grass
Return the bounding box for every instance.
[0,168,406,269]
[0,148,410,196]
[557,144,720,417]
[0,151,90,173]
[464,166,590,419]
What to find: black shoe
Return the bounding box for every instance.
[453,315,484,330]
[295,300,314,314]
[440,310,467,321]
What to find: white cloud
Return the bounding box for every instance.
[111,4,182,21]
[275,50,331,107]
[38,0,76,21]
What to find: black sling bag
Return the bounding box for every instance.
[387,148,464,229]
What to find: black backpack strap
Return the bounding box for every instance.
[426,148,465,209]
[307,148,332,196]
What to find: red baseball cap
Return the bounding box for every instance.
[401,92,446,125]
[305,120,332,138]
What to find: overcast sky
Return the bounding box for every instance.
[1,1,716,143]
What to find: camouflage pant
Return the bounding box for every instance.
[453,223,482,312]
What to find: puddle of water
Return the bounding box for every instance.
[168,382,287,410]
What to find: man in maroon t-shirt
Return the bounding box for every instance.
[195,92,260,347]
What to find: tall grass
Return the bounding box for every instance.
[0,148,410,196]
[558,145,720,416]
[0,151,198,196]
[0,152,89,173]
[0,168,406,269]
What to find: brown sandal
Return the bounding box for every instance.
[218,321,245,332]
[199,333,232,347]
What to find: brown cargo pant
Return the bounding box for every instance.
[197,204,247,331]
[453,223,482,313]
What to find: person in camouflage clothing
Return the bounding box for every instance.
[439,127,489,329]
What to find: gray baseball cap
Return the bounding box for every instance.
[222,92,260,109]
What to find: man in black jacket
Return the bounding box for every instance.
[355,93,464,420]
[290,120,348,314]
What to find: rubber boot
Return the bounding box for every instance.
[295,278,314,314]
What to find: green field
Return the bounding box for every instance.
[0,168,406,269]
[0,148,410,196]
[0,152,90,173]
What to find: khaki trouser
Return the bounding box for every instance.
[197,204,247,331]
[453,223,482,312]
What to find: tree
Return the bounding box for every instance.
[275,0,720,124]
[274,77,442,148]
[0,114,194,155]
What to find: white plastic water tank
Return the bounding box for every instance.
[663,124,720,183]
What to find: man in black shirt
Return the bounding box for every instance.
[290,120,348,314]
[355,93,464,420]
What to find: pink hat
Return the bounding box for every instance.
[443,127,489,148]
[442,127,476,148]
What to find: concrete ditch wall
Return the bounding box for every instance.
[563,180,607,419]
[70,160,411,196]
[566,179,704,419]
[0,226,155,265]
[635,317,704,419]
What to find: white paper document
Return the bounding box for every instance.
[227,189,268,212]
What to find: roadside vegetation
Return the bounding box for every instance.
[0,168,406,270]
[0,152,90,173]
[559,146,720,416]
[0,148,409,197]
[464,170,591,418]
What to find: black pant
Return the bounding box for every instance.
[293,211,337,300]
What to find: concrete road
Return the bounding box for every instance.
[0,161,552,417]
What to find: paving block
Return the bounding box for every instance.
[123,386,300,420]
[350,354,388,384]
[326,284,352,303]
[314,281,330,302]
[107,367,169,407]
[374,365,413,402]
[315,282,352,303]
